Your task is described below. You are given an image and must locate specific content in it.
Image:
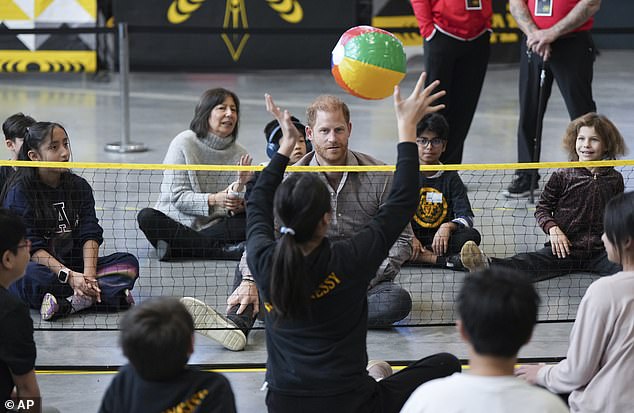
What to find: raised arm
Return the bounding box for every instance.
[245,95,303,279]
[343,73,446,276]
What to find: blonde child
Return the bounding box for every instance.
[462,113,627,281]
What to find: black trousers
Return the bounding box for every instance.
[491,247,620,283]
[423,31,490,164]
[265,353,461,413]
[416,226,482,255]
[517,31,597,169]
[137,207,246,259]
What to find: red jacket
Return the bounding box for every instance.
[527,0,593,32]
[411,0,492,41]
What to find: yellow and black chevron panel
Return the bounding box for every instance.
[371,16,422,47]
[167,0,207,24]
[0,51,96,73]
[266,0,303,23]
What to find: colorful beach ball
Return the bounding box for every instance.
[331,26,407,100]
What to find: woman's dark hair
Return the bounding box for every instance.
[0,122,77,233]
[189,88,240,139]
[416,113,449,140]
[2,113,36,142]
[120,298,194,381]
[603,191,634,264]
[271,173,331,319]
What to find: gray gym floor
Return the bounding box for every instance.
[2,49,634,412]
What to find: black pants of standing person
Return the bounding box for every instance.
[423,31,490,164]
[137,207,246,260]
[516,31,597,172]
[491,247,620,283]
[265,353,461,413]
[227,263,414,335]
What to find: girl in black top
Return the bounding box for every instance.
[246,73,461,413]
[2,122,139,320]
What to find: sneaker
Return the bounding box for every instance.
[40,293,72,321]
[180,297,247,351]
[445,253,466,271]
[40,293,59,321]
[460,241,490,272]
[156,240,171,262]
[123,289,135,307]
[68,294,96,313]
[367,360,393,381]
[503,173,539,198]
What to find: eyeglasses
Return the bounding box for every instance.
[416,137,445,147]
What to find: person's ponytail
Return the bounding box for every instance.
[270,173,331,319]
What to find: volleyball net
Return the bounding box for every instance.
[4,159,633,330]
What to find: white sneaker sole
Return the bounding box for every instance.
[367,360,393,381]
[460,241,489,272]
[180,297,246,351]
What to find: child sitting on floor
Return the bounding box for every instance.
[2,122,139,320]
[461,113,627,281]
[409,113,480,271]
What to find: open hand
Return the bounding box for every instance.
[265,94,302,156]
[515,363,545,384]
[227,281,260,315]
[549,226,571,258]
[393,72,446,142]
[237,154,253,187]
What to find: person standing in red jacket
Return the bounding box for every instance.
[504,0,600,198]
[411,0,492,165]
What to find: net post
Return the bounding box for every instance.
[105,22,148,153]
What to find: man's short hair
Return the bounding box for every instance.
[0,208,26,257]
[458,268,540,358]
[119,298,194,381]
[306,95,350,127]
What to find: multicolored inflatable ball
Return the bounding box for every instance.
[331,26,407,100]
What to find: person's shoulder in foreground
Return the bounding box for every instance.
[0,208,39,403]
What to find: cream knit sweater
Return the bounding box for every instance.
[154,129,248,231]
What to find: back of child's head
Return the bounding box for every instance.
[17,121,68,161]
[416,113,449,140]
[270,173,332,319]
[563,113,627,161]
[119,298,194,381]
[2,113,36,142]
[0,208,26,258]
[458,267,540,358]
[603,191,634,263]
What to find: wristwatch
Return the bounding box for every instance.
[58,267,71,284]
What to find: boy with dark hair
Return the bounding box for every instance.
[1,113,35,190]
[401,268,567,412]
[408,113,480,270]
[99,298,236,413]
[0,208,39,405]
